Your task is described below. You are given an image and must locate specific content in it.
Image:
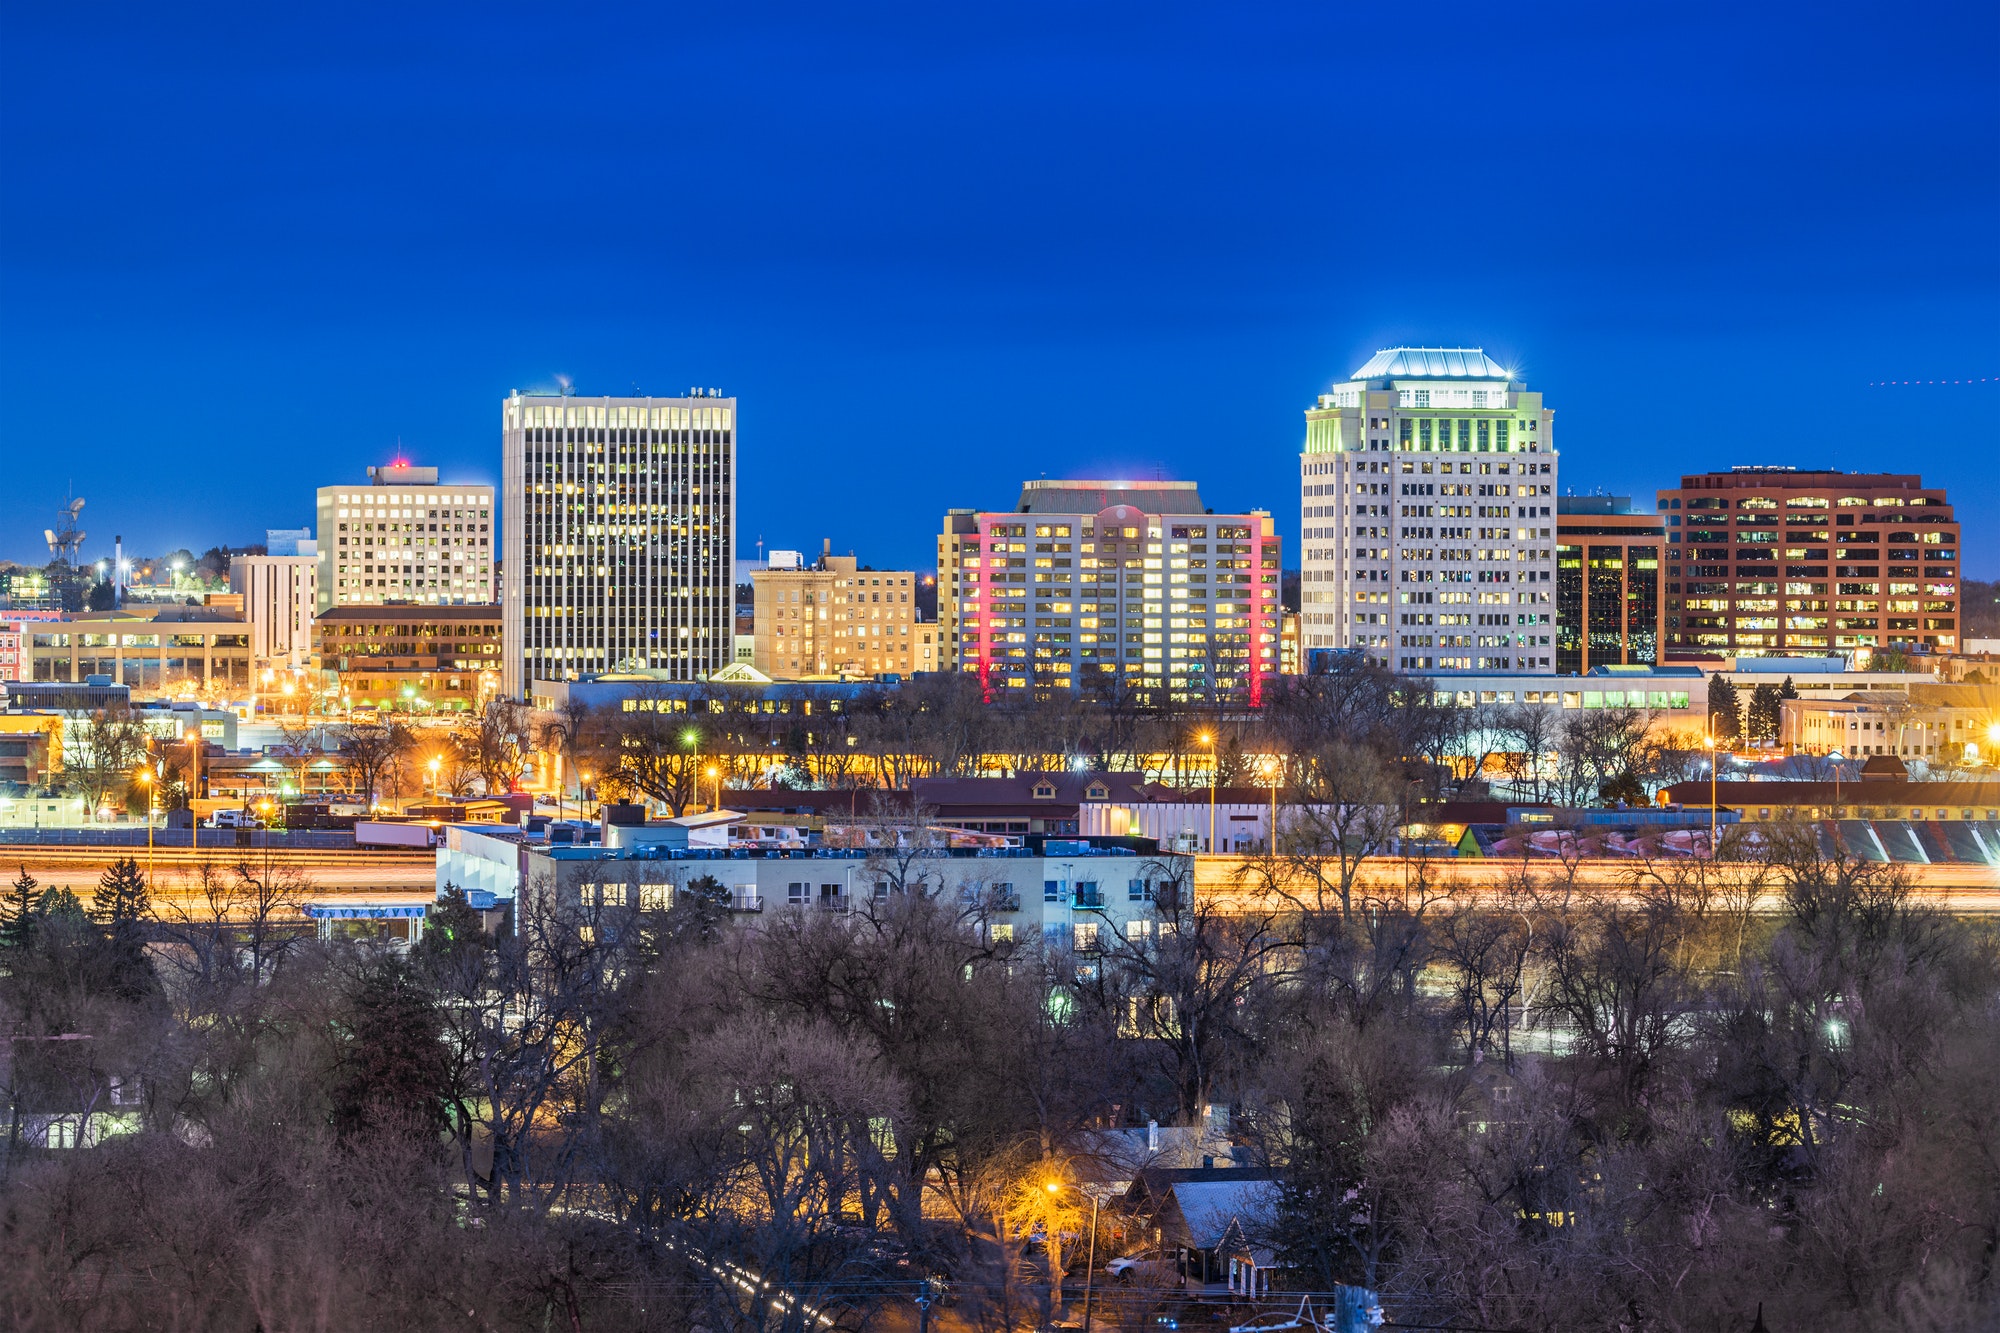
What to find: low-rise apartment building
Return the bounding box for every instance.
[439,819,1188,955]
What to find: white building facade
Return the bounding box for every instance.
[315,464,495,613]
[501,390,736,698]
[1302,348,1557,674]
[228,554,319,669]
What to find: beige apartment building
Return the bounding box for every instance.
[753,547,920,679]
[316,463,495,613]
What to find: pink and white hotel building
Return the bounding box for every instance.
[938,480,1281,703]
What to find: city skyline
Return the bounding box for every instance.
[1,4,1994,576]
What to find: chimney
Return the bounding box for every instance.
[114,536,123,608]
[1147,1119,1159,1152]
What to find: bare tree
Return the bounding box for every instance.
[473,697,534,796]
[580,688,701,815]
[64,705,149,814]
[334,718,413,808]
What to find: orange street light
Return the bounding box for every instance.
[1197,732,1217,852]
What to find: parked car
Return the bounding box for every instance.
[1106,1249,1179,1285]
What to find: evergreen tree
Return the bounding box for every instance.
[418,883,488,954]
[93,856,150,926]
[331,954,449,1142]
[1708,672,1742,744]
[1747,683,1783,747]
[1,865,39,954]
[1779,675,1800,701]
[36,885,87,923]
[92,856,156,1002]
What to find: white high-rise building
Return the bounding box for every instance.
[1301,348,1557,673]
[501,390,736,699]
[315,464,495,613]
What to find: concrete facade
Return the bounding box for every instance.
[229,555,319,669]
[1301,348,1558,674]
[939,480,1281,703]
[316,464,495,613]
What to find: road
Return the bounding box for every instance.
[1192,853,2000,914]
[3,844,438,906]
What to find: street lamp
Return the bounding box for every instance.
[136,765,157,885]
[683,728,700,812]
[185,726,202,852]
[706,763,722,813]
[1197,731,1216,853]
[1261,754,1281,853]
[1078,1183,1112,1333]
[1703,732,1718,857]
[428,754,441,796]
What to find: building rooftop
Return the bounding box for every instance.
[1557,495,1635,516]
[1349,347,1510,381]
[1014,479,1208,515]
[315,604,501,623]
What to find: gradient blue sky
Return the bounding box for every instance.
[3,2,1995,575]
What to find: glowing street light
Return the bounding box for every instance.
[1196,731,1216,853]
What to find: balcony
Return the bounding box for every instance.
[729,893,764,913]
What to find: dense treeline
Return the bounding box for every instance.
[1,826,1995,1332]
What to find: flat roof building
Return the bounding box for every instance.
[752,542,921,680]
[315,463,494,613]
[1556,497,1665,676]
[939,480,1280,703]
[502,390,735,697]
[1657,468,1959,659]
[230,554,319,671]
[314,604,501,713]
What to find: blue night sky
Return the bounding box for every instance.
[3,2,1995,574]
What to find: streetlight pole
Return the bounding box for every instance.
[138,766,156,885]
[1263,755,1280,854]
[186,726,201,853]
[1199,731,1215,853]
[683,729,700,814]
[1705,733,1718,857]
[1080,1185,1110,1333]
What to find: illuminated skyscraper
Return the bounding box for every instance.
[501,389,736,699]
[1301,348,1557,673]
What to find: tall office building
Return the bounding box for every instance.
[1301,348,1557,673]
[938,479,1280,702]
[315,464,495,613]
[1657,467,1959,659]
[1555,497,1664,675]
[502,390,736,698]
